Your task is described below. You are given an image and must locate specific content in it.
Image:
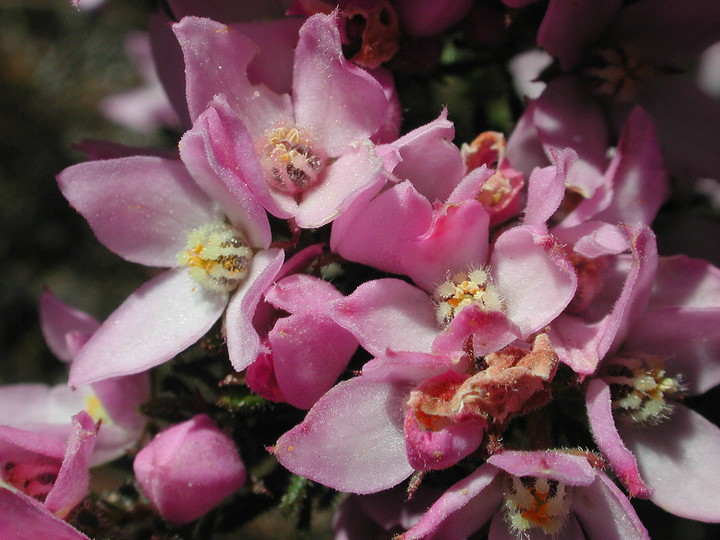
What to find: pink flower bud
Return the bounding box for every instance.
[133,414,246,524]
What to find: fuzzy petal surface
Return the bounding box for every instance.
[274,377,413,493]
[225,248,285,371]
[620,404,720,522]
[0,489,91,540]
[330,278,439,356]
[490,225,576,338]
[69,269,227,385]
[293,13,387,155]
[401,463,504,540]
[586,379,651,497]
[57,157,221,267]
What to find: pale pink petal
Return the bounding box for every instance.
[444,165,495,205]
[553,222,630,259]
[624,308,720,396]
[369,67,402,144]
[180,114,272,248]
[293,13,388,155]
[586,379,651,497]
[592,107,668,226]
[0,425,66,461]
[524,148,576,227]
[401,464,504,540]
[534,76,609,174]
[404,201,490,293]
[507,48,552,100]
[490,225,577,338]
[264,274,343,315]
[173,16,292,131]
[274,377,413,494]
[389,109,465,203]
[225,248,285,371]
[487,451,596,486]
[506,103,548,177]
[196,96,297,220]
[57,156,221,267]
[330,278,438,356]
[432,306,517,358]
[538,0,623,70]
[572,472,650,539]
[647,256,720,311]
[0,489,91,540]
[295,140,385,228]
[44,412,97,519]
[330,181,434,275]
[271,313,358,409]
[69,269,227,385]
[361,350,462,386]
[39,289,99,362]
[620,404,720,522]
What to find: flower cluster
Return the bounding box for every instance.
[5,1,720,538]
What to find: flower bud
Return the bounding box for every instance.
[133,414,246,524]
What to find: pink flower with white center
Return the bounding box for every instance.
[274,334,558,493]
[133,414,246,525]
[0,290,149,466]
[244,244,359,410]
[0,411,97,521]
[172,12,390,228]
[583,254,720,522]
[399,450,649,540]
[57,124,284,385]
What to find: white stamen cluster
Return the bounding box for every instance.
[604,352,684,424]
[504,475,570,535]
[433,268,504,328]
[177,222,252,293]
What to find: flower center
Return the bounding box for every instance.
[603,352,684,424]
[257,125,326,195]
[433,269,504,328]
[582,47,655,102]
[505,475,570,535]
[177,223,253,293]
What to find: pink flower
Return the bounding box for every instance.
[0,488,91,540]
[57,135,283,384]
[585,254,720,521]
[400,450,649,540]
[133,414,246,525]
[245,245,359,409]
[173,12,390,228]
[0,411,97,520]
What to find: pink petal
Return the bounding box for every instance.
[330,181,434,275]
[538,0,622,70]
[69,269,227,385]
[432,306,516,358]
[401,464,504,540]
[57,156,221,267]
[524,148,576,227]
[393,0,472,37]
[264,274,343,315]
[173,16,291,131]
[293,13,388,155]
[274,377,413,494]
[330,278,438,357]
[586,379,651,497]
[620,404,720,522]
[404,201,490,293]
[553,222,630,259]
[593,107,668,226]
[0,489,91,540]
[0,425,66,462]
[225,248,285,371]
[196,96,297,220]
[271,313,358,410]
[647,256,720,311]
[44,412,97,519]
[624,308,720,396]
[180,114,272,248]
[389,109,465,203]
[506,103,548,177]
[487,451,596,486]
[572,472,650,539]
[39,289,100,362]
[295,140,385,228]
[490,225,577,338]
[361,350,462,386]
